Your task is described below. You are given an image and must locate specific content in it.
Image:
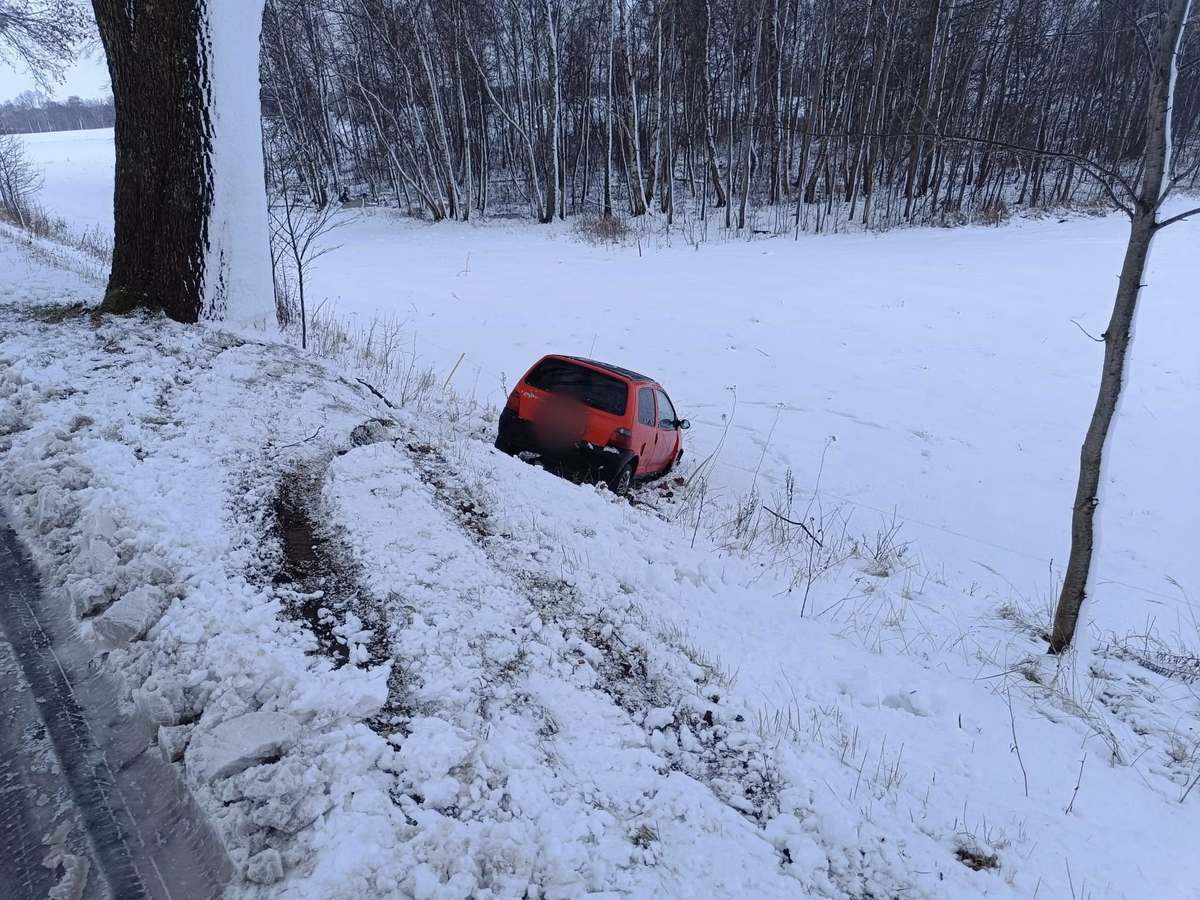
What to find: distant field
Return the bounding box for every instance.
[21,127,115,231]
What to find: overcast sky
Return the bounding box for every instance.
[0,0,107,103]
[0,49,110,104]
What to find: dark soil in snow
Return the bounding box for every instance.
[268,456,411,736]
[272,468,356,667]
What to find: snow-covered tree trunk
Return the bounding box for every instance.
[93,0,273,325]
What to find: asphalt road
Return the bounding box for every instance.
[0,516,231,900]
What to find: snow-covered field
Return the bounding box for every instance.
[22,127,1199,638]
[5,129,1199,899]
[19,128,115,231]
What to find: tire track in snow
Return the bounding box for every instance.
[0,641,68,900]
[0,520,150,899]
[323,442,671,894]
[258,450,410,734]
[325,437,809,896]
[0,516,231,900]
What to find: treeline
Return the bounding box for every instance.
[260,0,1200,232]
[0,93,115,135]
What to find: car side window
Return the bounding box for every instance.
[655,390,677,428]
[637,387,656,426]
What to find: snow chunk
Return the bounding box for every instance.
[395,717,472,810]
[186,711,300,782]
[157,724,192,763]
[288,662,391,720]
[92,586,166,648]
[644,707,675,731]
[245,848,284,884]
[132,676,186,725]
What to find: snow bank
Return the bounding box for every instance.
[0,236,397,890]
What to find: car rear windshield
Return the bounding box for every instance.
[526,359,628,415]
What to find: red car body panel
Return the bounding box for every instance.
[500,354,684,479]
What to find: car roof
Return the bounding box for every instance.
[559,355,655,384]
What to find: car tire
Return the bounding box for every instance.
[607,462,634,496]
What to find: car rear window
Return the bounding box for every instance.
[526,359,628,415]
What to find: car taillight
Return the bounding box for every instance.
[608,427,632,449]
[505,389,519,411]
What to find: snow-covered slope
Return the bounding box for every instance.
[302,209,1200,645]
[1,226,1196,899]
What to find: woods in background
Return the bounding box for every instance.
[260,0,1200,232]
[0,92,114,133]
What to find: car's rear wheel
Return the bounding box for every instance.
[607,462,634,496]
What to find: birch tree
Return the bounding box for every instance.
[255,0,1198,235]
[1049,0,1199,652]
[0,132,40,227]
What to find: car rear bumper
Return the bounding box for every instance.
[497,408,631,478]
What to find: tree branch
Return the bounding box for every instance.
[1155,205,1200,230]
[1070,319,1105,342]
[355,377,397,410]
[915,132,1140,215]
[761,504,823,547]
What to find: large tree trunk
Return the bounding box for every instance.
[1048,0,1192,653]
[93,0,273,324]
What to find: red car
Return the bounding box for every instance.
[496,355,690,495]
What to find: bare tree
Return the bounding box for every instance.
[0,94,114,133]
[1049,0,1199,652]
[0,1,89,85]
[267,156,344,349]
[0,132,41,228]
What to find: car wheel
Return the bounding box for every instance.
[607,463,634,496]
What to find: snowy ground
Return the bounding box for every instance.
[19,127,1199,643]
[4,129,1199,899]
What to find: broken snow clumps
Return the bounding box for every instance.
[0,294,399,891]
